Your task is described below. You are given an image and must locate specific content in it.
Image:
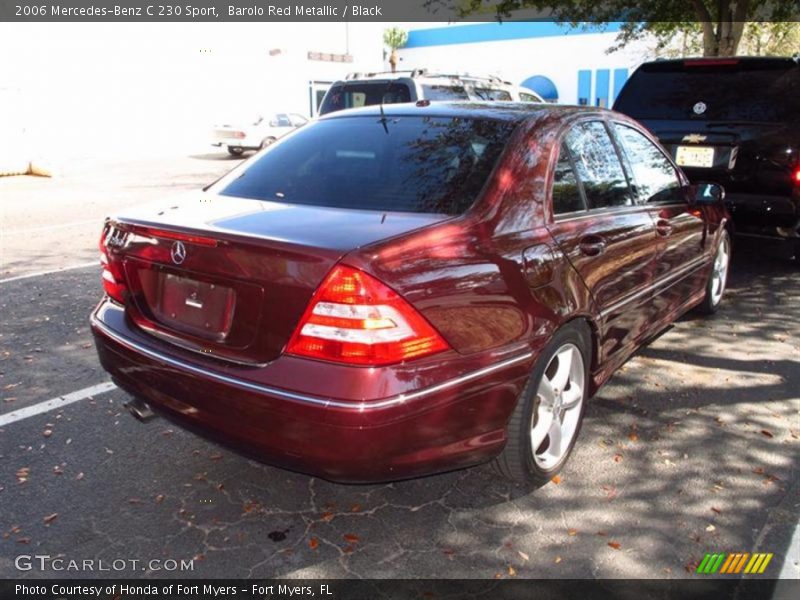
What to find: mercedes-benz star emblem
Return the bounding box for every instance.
[170,241,187,265]
[693,101,707,115]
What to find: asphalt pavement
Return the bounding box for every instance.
[0,153,797,580]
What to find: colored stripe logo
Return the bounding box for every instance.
[697,552,773,574]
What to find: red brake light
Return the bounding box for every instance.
[684,58,739,67]
[99,225,127,303]
[793,166,800,185]
[143,228,218,247]
[286,265,450,366]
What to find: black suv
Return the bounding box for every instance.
[613,57,800,261]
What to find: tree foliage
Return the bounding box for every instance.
[383,26,409,51]
[452,1,800,56]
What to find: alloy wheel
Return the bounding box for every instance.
[530,343,586,469]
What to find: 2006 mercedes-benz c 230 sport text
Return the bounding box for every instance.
[92,102,730,484]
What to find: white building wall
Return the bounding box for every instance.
[0,22,385,163]
[396,26,652,106]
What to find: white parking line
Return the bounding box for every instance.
[0,262,97,284]
[0,382,117,427]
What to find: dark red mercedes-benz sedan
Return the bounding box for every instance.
[92,102,730,484]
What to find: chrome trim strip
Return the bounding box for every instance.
[599,256,707,319]
[92,316,534,411]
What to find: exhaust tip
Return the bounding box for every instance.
[124,398,157,422]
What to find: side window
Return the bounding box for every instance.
[552,144,586,215]
[613,124,683,204]
[564,121,633,209]
[275,114,292,127]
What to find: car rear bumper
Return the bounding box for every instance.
[726,193,800,239]
[91,301,534,482]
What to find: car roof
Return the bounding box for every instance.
[638,56,799,69]
[317,101,607,124]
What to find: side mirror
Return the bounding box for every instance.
[692,182,725,204]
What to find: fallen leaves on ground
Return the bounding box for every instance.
[628,425,639,442]
[16,467,30,483]
[155,494,165,504]
[320,511,334,522]
[711,506,722,514]
[343,534,360,544]
[613,453,623,463]
[607,541,622,550]
[601,484,618,501]
[42,429,53,438]
[705,524,716,532]
[567,528,579,536]
[760,430,774,438]
[507,566,516,577]
[43,513,58,525]
[554,556,562,564]
[308,537,319,550]
[75,472,85,481]
[518,550,529,561]
[128,498,143,505]
[550,475,562,485]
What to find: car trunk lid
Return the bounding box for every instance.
[106,195,449,364]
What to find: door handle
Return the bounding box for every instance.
[578,236,607,257]
[656,219,674,237]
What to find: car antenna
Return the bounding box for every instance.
[377,79,392,134]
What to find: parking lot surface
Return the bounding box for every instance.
[0,155,798,579]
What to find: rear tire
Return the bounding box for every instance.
[697,230,731,315]
[492,321,591,486]
[260,136,277,149]
[227,146,244,156]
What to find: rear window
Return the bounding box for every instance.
[320,83,411,115]
[614,60,800,122]
[421,84,469,101]
[218,116,517,214]
[474,88,513,101]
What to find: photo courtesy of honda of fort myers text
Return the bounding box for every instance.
[0,0,799,599]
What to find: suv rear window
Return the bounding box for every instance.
[421,84,469,101]
[219,116,516,215]
[320,83,411,115]
[614,60,800,122]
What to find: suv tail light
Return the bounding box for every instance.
[793,166,800,185]
[286,265,450,366]
[99,225,127,303]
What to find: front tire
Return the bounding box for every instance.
[227,146,244,156]
[492,322,590,486]
[697,230,731,315]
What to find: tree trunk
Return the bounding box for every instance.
[692,0,745,56]
[389,49,398,73]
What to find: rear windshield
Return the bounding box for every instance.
[614,60,800,122]
[320,82,411,115]
[218,116,517,214]
[474,88,513,101]
[421,84,470,101]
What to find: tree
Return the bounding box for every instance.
[452,1,799,57]
[647,22,800,58]
[383,27,408,73]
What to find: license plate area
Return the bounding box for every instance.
[676,145,715,168]
[145,272,236,341]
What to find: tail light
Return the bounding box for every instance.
[99,224,127,303]
[793,166,800,185]
[286,265,450,366]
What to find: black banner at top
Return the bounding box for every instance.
[2,0,799,22]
